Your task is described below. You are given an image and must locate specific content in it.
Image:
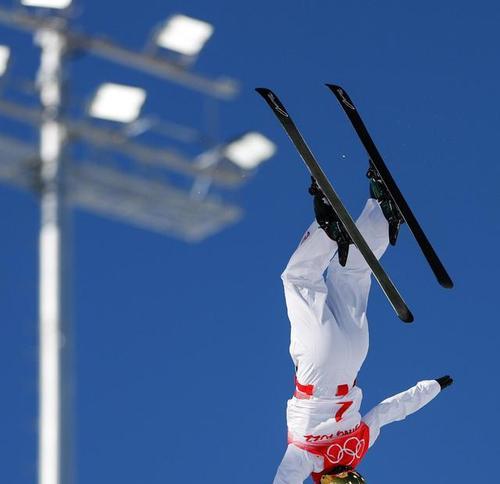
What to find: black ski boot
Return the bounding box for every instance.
[309,177,353,266]
[366,161,405,246]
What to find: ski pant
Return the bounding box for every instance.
[281,199,389,398]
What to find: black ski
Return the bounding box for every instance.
[326,84,453,289]
[256,87,413,323]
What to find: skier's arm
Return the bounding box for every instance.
[363,379,444,447]
[273,444,321,484]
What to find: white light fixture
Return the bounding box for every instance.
[89,83,147,123]
[21,0,72,9]
[224,132,276,170]
[0,45,10,77]
[156,14,214,56]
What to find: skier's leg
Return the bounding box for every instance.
[329,198,389,274]
[319,199,389,383]
[282,220,349,398]
[281,219,336,291]
[282,194,387,399]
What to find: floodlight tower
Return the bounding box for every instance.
[0,3,276,484]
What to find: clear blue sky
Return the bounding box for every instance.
[1,0,498,482]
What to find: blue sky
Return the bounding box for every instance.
[1,0,498,482]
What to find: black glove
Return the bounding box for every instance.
[436,375,453,390]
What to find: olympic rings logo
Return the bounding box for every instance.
[325,437,366,466]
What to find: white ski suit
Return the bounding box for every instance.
[273,199,441,484]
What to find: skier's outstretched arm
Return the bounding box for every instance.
[363,376,453,447]
[273,444,321,484]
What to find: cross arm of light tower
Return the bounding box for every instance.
[70,162,242,241]
[85,82,276,174]
[70,118,250,187]
[0,132,242,241]
[0,5,239,99]
[0,97,247,186]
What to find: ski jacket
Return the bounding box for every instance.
[273,379,441,484]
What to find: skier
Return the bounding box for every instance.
[273,171,453,484]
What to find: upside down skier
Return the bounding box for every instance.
[273,170,453,484]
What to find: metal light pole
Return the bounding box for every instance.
[35,25,72,484]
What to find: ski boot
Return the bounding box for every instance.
[366,160,405,246]
[309,177,353,266]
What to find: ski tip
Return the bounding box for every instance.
[255,87,271,96]
[399,308,414,323]
[325,84,345,95]
[439,276,454,289]
[256,87,279,101]
[255,88,290,118]
[433,264,453,288]
[325,84,356,111]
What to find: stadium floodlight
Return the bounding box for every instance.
[156,14,214,56]
[89,83,147,123]
[0,45,10,76]
[21,0,72,8]
[223,132,276,170]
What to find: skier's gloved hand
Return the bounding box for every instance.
[436,375,453,390]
